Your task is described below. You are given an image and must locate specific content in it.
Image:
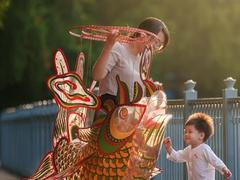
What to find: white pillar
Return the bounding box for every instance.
[223,77,238,98]
[184,80,197,100]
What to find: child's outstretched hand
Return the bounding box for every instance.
[222,167,232,179]
[163,137,172,154]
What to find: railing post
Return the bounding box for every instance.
[222,77,238,179]
[223,77,238,98]
[184,80,198,101]
[183,80,197,179]
[184,80,197,119]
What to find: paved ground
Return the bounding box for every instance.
[0,168,20,180]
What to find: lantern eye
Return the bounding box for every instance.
[118,107,128,120]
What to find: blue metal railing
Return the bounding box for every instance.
[0,101,56,176]
[0,97,239,179]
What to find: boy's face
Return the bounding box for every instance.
[184,125,205,148]
[136,31,165,53]
[154,31,165,52]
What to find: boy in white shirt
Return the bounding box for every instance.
[163,112,232,180]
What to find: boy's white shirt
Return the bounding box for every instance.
[99,42,145,100]
[167,143,227,180]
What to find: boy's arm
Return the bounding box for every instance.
[204,145,232,178]
[167,148,188,163]
[92,31,119,81]
[163,137,188,163]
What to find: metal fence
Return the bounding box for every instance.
[156,77,240,180]
[0,101,56,176]
[0,77,239,179]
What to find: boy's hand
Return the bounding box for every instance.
[222,167,232,179]
[105,30,120,48]
[163,137,172,154]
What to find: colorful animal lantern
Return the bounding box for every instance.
[28,25,171,180]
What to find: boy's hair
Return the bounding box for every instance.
[137,17,170,50]
[185,112,214,142]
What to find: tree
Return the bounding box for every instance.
[0,0,10,27]
[1,0,240,109]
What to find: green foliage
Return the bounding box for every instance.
[151,0,240,98]
[0,0,97,109]
[0,0,10,28]
[1,0,240,109]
